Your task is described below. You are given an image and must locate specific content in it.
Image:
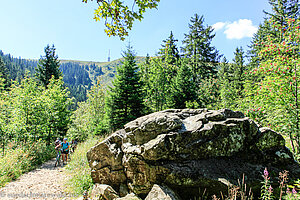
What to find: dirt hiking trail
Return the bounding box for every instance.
[0,158,76,200]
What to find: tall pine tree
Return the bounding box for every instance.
[248,0,299,68]
[0,57,10,89]
[169,58,197,109]
[157,32,181,108]
[232,47,246,97]
[158,31,180,65]
[107,45,145,131]
[35,44,62,88]
[182,14,221,83]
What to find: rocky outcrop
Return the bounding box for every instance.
[87,109,300,199]
[115,193,141,200]
[145,184,181,200]
[90,184,119,200]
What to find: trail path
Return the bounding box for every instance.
[0,158,76,200]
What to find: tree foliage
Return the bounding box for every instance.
[249,0,299,68]
[82,0,160,40]
[0,57,10,89]
[107,45,145,130]
[67,78,107,141]
[169,58,197,109]
[244,17,300,154]
[0,75,73,151]
[35,45,62,88]
[182,14,221,82]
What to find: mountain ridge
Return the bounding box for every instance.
[0,49,145,107]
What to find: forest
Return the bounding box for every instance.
[0,0,299,198]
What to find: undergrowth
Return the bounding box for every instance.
[0,140,55,187]
[206,169,299,200]
[64,136,101,196]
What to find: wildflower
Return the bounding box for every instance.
[264,168,269,178]
[268,186,273,193]
[292,188,297,194]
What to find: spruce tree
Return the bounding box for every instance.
[218,48,246,109]
[35,44,62,88]
[107,45,145,131]
[232,47,246,97]
[0,57,10,88]
[265,0,299,24]
[218,57,232,108]
[169,59,197,109]
[182,14,221,83]
[158,31,180,65]
[248,0,299,68]
[157,32,181,108]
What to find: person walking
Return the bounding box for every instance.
[57,138,70,165]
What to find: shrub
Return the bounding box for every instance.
[0,141,55,187]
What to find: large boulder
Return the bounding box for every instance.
[90,184,120,200]
[115,193,142,200]
[87,109,300,199]
[145,184,181,200]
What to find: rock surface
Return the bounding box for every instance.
[145,184,181,200]
[87,109,300,199]
[115,193,141,200]
[90,184,119,200]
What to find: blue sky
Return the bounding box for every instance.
[0,0,270,63]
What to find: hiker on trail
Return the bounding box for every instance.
[54,138,61,154]
[71,139,78,153]
[56,138,70,165]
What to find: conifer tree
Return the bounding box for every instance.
[232,47,246,97]
[169,59,197,109]
[140,57,166,112]
[218,57,232,108]
[265,0,299,24]
[107,45,145,131]
[248,20,273,68]
[35,44,62,88]
[156,32,181,108]
[248,0,299,68]
[218,48,247,109]
[158,31,180,65]
[0,57,9,88]
[182,14,221,83]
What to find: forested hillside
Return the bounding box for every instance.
[0,50,145,105]
[0,0,299,199]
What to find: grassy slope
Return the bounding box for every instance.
[64,136,102,195]
[61,56,145,86]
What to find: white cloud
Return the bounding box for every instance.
[213,19,258,40]
[224,19,258,39]
[212,22,226,31]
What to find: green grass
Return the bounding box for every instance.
[64,136,102,195]
[0,141,55,187]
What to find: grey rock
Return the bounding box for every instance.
[87,109,300,199]
[145,184,181,200]
[90,184,119,200]
[115,193,141,200]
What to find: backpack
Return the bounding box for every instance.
[62,142,69,150]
